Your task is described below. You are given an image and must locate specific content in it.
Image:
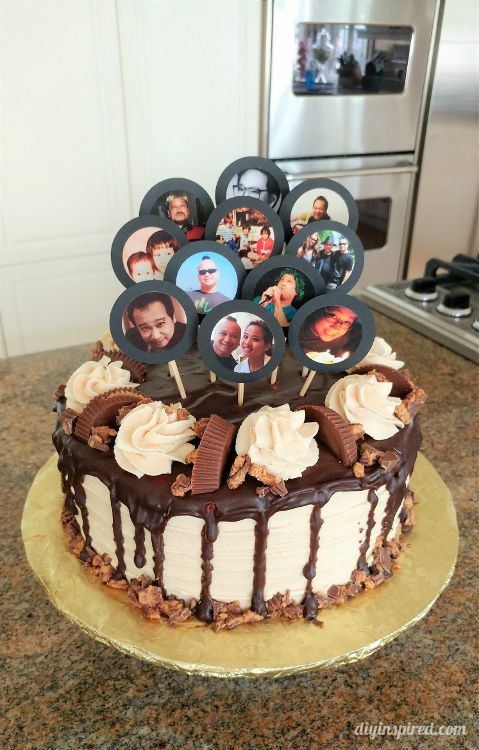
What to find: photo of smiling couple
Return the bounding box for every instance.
[210,313,275,374]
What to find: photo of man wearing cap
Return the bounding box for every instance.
[313,234,337,288]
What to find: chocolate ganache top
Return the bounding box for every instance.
[53,347,423,528]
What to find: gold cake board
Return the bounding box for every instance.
[22,453,458,678]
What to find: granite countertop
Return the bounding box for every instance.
[2,314,477,750]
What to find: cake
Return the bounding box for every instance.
[52,337,426,630]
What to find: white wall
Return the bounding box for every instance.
[0,0,262,356]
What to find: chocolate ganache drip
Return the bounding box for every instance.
[53,349,422,622]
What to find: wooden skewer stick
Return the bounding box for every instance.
[169,359,186,400]
[210,371,217,383]
[299,369,316,398]
[237,382,245,406]
[301,366,309,378]
[167,361,174,378]
[270,367,278,385]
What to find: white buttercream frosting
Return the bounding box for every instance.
[114,401,196,478]
[65,356,138,412]
[351,336,405,371]
[325,373,403,440]
[235,404,319,480]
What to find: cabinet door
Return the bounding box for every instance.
[117,0,263,207]
[0,0,131,354]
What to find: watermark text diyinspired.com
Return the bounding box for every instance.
[354,722,467,740]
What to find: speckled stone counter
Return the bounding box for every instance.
[2,314,478,750]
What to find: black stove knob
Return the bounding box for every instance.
[405,277,438,301]
[437,292,472,318]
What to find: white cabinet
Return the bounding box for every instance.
[0,0,262,356]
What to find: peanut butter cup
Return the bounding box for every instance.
[300,404,358,467]
[191,414,236,495]
[74,389,152,444]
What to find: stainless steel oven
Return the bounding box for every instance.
[266,0,440,160]
[263,0,443,288]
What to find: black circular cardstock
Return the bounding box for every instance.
[288,293,375,374]
[285,220,364,295]
[241,254,325,327]
[164,241,246,315]
[197,300,285,384]
[204,197,284,263]
[215,156,290,211]
[109,280,198,365]
[139,178,214,228]
[111,216,187,288]
[279,178,358,242]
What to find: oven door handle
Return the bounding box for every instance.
[284,165,418,181]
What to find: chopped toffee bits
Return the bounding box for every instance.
[301,404,358,467]
[227,453,251,490]
[379,451,399,471]
[171,473,192,497]
[192,417,211,438]
[256,480,288,498]
[59,408,79,435]
[90,339,105,360]
[54,383,66,401]
[248,463,281,487]
[87,425,117,452]
[359,442,384,466]
[352,462,365,479]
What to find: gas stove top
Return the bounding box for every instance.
[360,255,479,363]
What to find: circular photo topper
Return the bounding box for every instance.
[279,178,359,241]
[205,197,285,271]
[241,255,325,328]
[197,300,285,384]
[139,178,214,242]
[109,280,198,365]
[288,293,375,374]
[111,216,187,288]
[215,156,290,212]
[164,241,246,316]
[285,220,364,294]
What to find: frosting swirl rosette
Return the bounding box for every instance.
[351,337,404,371]
[114,401,196,478]
[65,355,138,412]
[235,404,319,481]
[325,373,403,440]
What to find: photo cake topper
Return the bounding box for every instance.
[197,300,285,384]
[109,280,198,365]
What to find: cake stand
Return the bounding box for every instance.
[22,453,458,678]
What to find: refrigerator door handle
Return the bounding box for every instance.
[284,165,418,181]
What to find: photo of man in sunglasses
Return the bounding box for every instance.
[186,255,230,314]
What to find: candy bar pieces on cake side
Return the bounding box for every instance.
[53,337,426,630]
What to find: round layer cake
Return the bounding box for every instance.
[53,346,423,628]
